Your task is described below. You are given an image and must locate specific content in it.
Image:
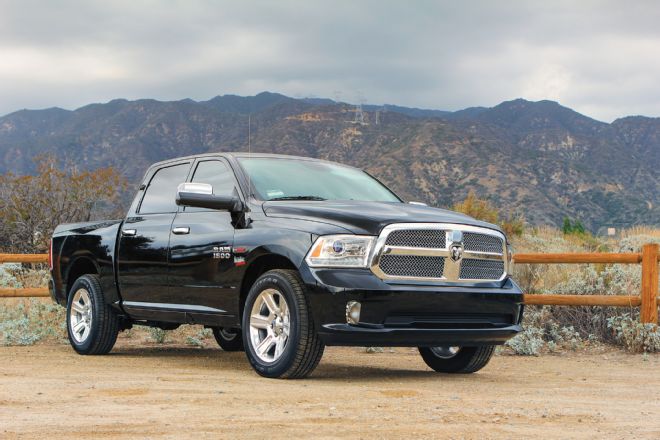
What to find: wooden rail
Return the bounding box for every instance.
[0,253,48,264]
[515,243,659,324]
[0,287,50,298]
[0,254,50,297]
[513,253,643,264]
[1,244,659,323]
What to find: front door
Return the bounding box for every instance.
[168,159,239,325]
[117,161,191,321]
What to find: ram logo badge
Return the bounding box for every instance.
[450,244,463,262]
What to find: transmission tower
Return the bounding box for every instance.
[353,102,365,125]
[375,104,387,125]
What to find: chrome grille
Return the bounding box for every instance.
[379,255,444,278]
[385,229,446,248]
[463,232,503,253]
[459,259,505,280]
[371,223,508,283]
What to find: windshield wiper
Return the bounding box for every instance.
[268,195,327,201]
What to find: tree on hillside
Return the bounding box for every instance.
[562,216,587,235]
[0,155,127,253]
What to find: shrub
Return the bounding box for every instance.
[0,299,67,346]
[453,191,499,224]
[185,336,204,347]
[149,328,167,344]
[505,326,544,355]
[562,217,586,235]
[452,190,525,236]
[504,308,585,355]
[607,314,660,353]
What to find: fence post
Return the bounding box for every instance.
[640,243,659,325]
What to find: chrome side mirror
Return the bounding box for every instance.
[175,182,243,212]
[178,182,213,195]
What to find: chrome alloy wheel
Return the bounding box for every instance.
[249,288,290,363]
[69,288,93,343]
[430,346,461,359]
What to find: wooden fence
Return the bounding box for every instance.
[0,244,658,324]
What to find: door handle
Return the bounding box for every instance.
[122,229,137,236]
[172,226,190,235]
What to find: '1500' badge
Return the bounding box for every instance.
[213,246,232,259]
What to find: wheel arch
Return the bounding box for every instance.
[65,256,100,298]
[239,253,298,319]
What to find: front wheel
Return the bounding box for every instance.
[212,327,244,351]
[418,345,495,373]
[242,269,324,379]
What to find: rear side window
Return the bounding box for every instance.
[191,160,235,195]
[139,163,190,214]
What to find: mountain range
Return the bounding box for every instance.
[0,91,658,231]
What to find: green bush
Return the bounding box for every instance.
[505,326,544,355]
[505,308,583,355]
[148,327,167,344]
[185,336,204,347]
[0,299,67,346]
[607,314,660,353]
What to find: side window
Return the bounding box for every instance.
[139,163,190,214]
[191,160,235,196]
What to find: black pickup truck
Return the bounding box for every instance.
[49,153,523,378]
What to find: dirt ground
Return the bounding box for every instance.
[1,340,659,440]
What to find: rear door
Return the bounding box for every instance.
[168,158,239,325]
[117,161,191,321]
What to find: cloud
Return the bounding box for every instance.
[1,0,659,121]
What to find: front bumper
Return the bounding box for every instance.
[319,323,521,347]
[302,267,524,347]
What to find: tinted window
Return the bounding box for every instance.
[191,160,235,196]
[238,158,400,202]
[139,163,190,214]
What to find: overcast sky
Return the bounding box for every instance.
[1,0,659,121]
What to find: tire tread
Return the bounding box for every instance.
[419,345,495,374]
[243,269,324,379]
[270,269,324,379]
[68,274,119,355]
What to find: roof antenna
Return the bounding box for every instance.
[247,114,252,199]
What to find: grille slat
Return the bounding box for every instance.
[379,255,444,278]
[459,258,505,280]
[374,225,507,282]
[463,232,503,254]
[385,229,446,248]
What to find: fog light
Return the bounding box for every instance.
[346,301,361,324]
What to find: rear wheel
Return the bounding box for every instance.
[242,269,324,379]
[66,274,120,355]
[418,345,495,373]
[212,327,244,351]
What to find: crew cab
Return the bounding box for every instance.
[49,153,523,378]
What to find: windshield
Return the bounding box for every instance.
[238,157,401,202]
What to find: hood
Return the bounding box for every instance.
[262,200,503,236]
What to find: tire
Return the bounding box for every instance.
[212,327,244,351]
[66,274,120,355]
[418,345,495,373]
[242,269,324,379]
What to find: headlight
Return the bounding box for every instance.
[305,235,375,268]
